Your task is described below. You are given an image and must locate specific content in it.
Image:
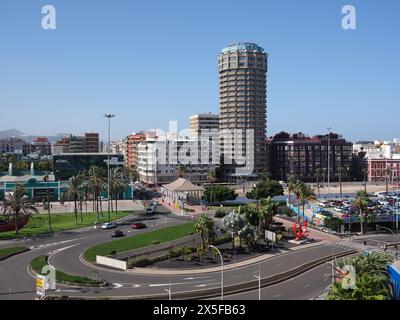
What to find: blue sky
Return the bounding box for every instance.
[0,0,399,142]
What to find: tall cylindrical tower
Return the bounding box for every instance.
[219,43,267,181]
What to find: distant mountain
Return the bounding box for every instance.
[0,129,26,139]
[0,129,72,142]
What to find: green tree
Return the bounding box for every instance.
[385,166,391,195]
[327,253,394,300]
[298,184,316,223]
[203,185,237,203]
[324,216,344,233]
[246,179,284,200]
[62,175,85,225]
[222,211,246,250]
[354,190,370,234]
[238,223,257,248]
[207,169,217,203]
[2,185,38,234]
[315,168,322,197]
[88,166,106,219]
[110,167,128,215]
[258,197,279,234]
[194,213,216,250]
[336,167,346,198]
[287,175,296,204]
[176,164,188,179]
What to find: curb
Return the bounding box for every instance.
[51,249,357,300]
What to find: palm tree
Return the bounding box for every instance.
[354,190,370,234]
[194,213,215,250]
[207,169,217,204]
[287,176,296,205]
[315,168,322,197]
[62,175,84,225]
[110,168,128,215]
[362,168,368,193]
[2,185,38,234]
[88,166,106,218]
[127,166,140,184]
[327,253,394,300]
[258,197,279,234]
[298,184,316,223]
[336,167,346,199]
[176,164,188,179]
[385,166,391,195]
[293,180,305,222]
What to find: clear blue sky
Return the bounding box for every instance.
[0,0,399,142]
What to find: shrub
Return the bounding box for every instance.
[214,209,227,218]
[130,257,153,267]
[211,234,232,246]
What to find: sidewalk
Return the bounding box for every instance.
[128,242,324,275]
[156,199,206,217]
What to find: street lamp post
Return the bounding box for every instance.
[327,127,332,198]
[209,245,223,300]
[103,113,115,223]
[44,174,51,232]
[253,263,261,300]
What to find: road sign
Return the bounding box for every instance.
[265,230,276,243]
[36,275,46,297]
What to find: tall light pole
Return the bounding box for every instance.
[209,245,223,300]
[104,113,115,223]
[253,263,261,300]
[327,127,332,198]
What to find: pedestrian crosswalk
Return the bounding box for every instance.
[332,240,398,258]
[29,239,78,250]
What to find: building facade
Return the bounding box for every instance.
[127,132,146,168]
[53,153,124,180]
[84,132,100,153]
[218,43,268,182]
[0,138,29,157]
[367,158,400,182]
[189,113,219,138]
[69,135,85,153]
[267,132,353,182]
[30,137,51,157]
[137,137,216,186]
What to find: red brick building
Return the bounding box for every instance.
[367,158,400,182]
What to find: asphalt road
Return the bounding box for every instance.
[1,210,395,300]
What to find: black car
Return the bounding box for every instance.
[111,230,124,238]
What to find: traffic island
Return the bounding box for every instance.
[0,246,30,261]
[30,256,109,287]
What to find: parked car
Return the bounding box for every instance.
[132,222,147,229]
[146,207,155,215]
[101,222,116,229]
[111,230,124,238]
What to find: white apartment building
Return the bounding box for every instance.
[137,136,218,185]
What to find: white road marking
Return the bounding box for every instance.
[113,283,124,289]
[303,284,311,288]
[194,284,207,288]
[273,294,283,298]
[48,244,80,255]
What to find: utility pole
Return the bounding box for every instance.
[253,263,261,300]
[327,127,332,198]
[104,113,115,223]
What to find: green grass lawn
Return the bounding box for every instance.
[31,256,102,286]
[0,246,29,260]
[84,222,195,262]
[0,210,131,240]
